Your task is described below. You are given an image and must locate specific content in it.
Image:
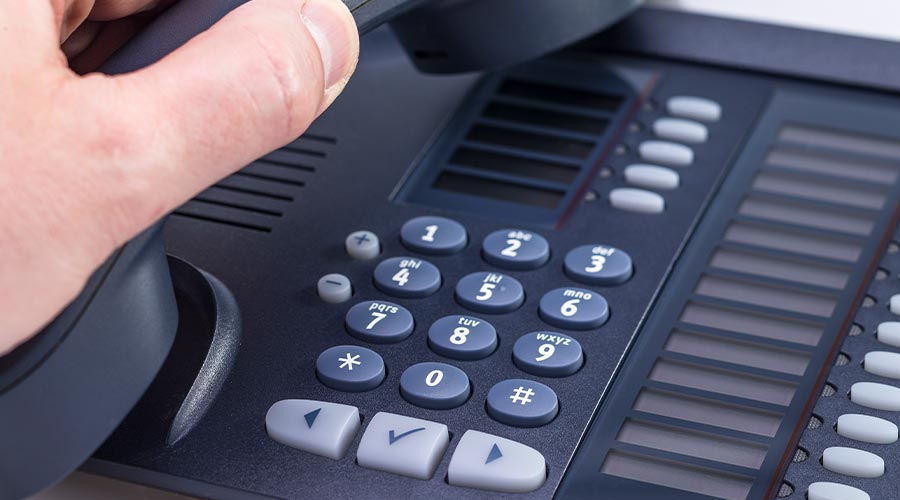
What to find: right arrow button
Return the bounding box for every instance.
[448,430,546,493]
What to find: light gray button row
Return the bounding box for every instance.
[836,414,898,444]
[850,381,900,411]
[609,188,665,214]
[864,351,900,379]
[266,404,546,492]
[821,446,884,478]
[638,140,694,166]
[624,164,680,190]
[808,482,869,500]
[876,321,900,347]
[653,117,708,144]
[666,96,722,122]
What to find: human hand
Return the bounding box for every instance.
[0,0,359,354]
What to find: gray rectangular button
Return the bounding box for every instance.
[356,412,449,480]
[265,399,360,459]
[448,430,546,493]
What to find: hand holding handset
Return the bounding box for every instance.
[0,1,642,497]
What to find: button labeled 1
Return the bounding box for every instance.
[456,272,525,313]
[513,332,583,377]
[400,216,467,255]
[564,244,633,285]
[482,229,550,270]
[539,287,609,330]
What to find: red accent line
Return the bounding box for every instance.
[554,72,661,231]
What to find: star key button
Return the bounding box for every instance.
[357,412,450,480]
[448,430,547,493]
[316,345,385,392]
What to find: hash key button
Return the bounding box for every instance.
[265,400,360,460]
[357,412,450,480]
[448,430,547,493]
[487,379,558,427]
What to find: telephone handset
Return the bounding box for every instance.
[0,1,641,498]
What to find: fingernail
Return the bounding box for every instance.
[301,0,359,95]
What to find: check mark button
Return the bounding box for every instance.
[357,412,449,479]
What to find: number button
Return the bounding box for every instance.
[373,257,441,298]
[428,315,498,360]
[316,345,386,392]
[564,245,633,286]
[345,301,414,343]
[400,216,468,255]
[513,332,583,377]
[539,287,609,330]
[486,379,558,427]
[482,229,550,270]
[400,362,471,409]
[455,272,525,314]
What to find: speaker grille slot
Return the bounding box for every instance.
[172,133,333,232]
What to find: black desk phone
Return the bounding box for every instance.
[4,1,900,499]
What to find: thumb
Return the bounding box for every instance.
[73,0,358,249]
[0,0,357,353]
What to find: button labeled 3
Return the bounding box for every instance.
[357,412,449,480]
[265,399,360,460]
[564,244,633,286]
[448,430,546,493]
